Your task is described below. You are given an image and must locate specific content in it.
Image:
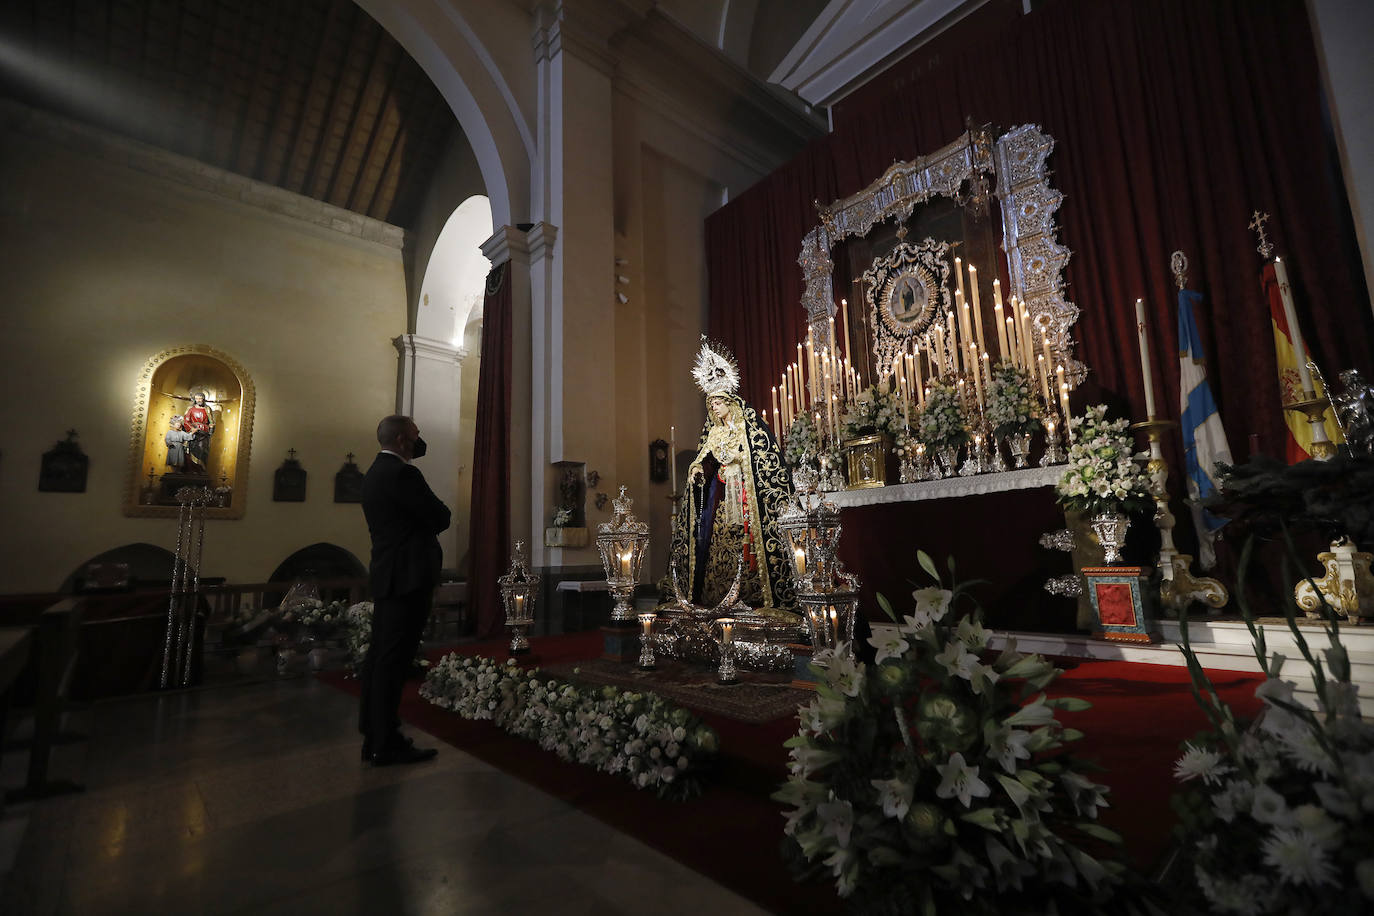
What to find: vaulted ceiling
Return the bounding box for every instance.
[0,0,458,228]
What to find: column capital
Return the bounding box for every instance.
[392,334,468,365]
[482,222,558,265]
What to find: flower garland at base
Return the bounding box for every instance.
[775,550,1136,915]
[420,653,719,800]
[1170,545,1374,915]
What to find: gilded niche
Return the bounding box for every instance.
[124,345,256,518]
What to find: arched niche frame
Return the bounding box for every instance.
[799,125,1083,385]
[124,345,256,519]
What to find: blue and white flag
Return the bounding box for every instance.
[1178,289,1232,569]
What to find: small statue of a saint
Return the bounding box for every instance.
[164,415,193,472]
[183,390,216,473]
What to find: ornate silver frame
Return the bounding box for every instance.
[861,237,952,377]
[798,125,1082,383]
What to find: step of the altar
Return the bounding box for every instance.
[987,621,1374,718]
[871,619,1374,717]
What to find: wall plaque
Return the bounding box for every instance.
[273,449,307,502]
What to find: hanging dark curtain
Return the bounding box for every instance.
[707,0,1373,461]
[468,261,512,639]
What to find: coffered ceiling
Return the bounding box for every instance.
[0,0,458,228]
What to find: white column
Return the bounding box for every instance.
[393,334,469,566]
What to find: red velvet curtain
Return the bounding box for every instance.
[469,261,512,639]
[707,0,1373,461]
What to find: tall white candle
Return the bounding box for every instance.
[1273,257,1315,396]
[993,280,1008,362]
[1134,298,1158,418]
[969,264,986,356]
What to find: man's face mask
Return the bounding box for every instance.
[411,436,428,459]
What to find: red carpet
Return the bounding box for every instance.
[319,633,1264,913]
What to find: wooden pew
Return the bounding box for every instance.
[6,598,85,801]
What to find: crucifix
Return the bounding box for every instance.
[345,452,356,464]
[287,448,297,461]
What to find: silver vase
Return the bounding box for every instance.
[1007,432,1032,469]
[1090,512,1130,565]
[936,445,959,478]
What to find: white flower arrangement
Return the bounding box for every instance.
[840,384,907,442]
[1055,405,1152,516]
[916,381,969,450]
[986,362,1041,438]
[1171,581,1374,914]
[775,550,1128,913]
[419,653,719,800]
[784,410,844,476]
[552,507,573,527]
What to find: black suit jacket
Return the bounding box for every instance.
[362,453,452,599]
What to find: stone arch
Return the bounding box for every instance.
[60,542,177,593]
[416,194,493,343]
[356,0,534,229]
[267,542,368,583]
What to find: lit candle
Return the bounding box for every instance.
[969,264,986,356]
[793,546,807,576]
[1134,297,1158,418]
[993,280,1008,362]
[828,316,837,363]
[1273,257,1314,396]
[828,607,839,646]
[1020,304,1035,372]
[640,613,654,639]
[947,308,961,374]
[670,426,676,493]
[720,619,734,645]
[620,550,633,579]
[981,352,991,398]
[954,256,965,301]
[959,292,974,369]
[841,297,853,370]
[806,330,817,405]
[797,343,805,404]
[772,386,780,425]
[971,344,985,407]
[514,593,526,617]
[1040,330,1054,393]
[1005,316,1019,368]
[1037,354,1052,408]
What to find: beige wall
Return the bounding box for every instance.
[0,129,409,594]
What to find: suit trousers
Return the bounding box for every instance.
[358,587,432,748]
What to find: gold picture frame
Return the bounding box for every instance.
[123,344,256,518]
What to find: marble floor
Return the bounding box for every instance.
[0,677,768,915]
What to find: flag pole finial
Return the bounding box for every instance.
[1248,210,1274,260]
[1170,251,1188,291]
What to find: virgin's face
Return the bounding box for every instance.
[709,398,731,421]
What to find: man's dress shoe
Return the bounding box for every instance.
[370,742,438,766]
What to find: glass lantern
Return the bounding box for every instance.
[595,485,650,622]
[776,487,844,594]
[796,588,860,656]
[498,540,539,655]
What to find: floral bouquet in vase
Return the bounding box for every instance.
[1055,405,1153,563]
[841,382,906,443]
[916,381,968,476]
[775,550,1132,914]
[987,363,1041,468]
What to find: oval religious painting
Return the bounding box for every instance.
[885,270,933,328]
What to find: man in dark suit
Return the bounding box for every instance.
[360,414,451,766]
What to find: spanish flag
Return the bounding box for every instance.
[1262,263,1343,463]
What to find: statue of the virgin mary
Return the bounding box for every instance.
[670,338,797,611]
